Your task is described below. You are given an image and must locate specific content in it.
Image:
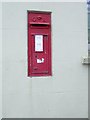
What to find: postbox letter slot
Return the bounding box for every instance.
[29,22,50,26]
[30,24,49,28]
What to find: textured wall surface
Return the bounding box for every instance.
[0,2,2,120]
[2,2,88,118]
[88,66,90,120]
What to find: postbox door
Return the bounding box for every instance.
[31,34,49,74]
[28,11,51,77]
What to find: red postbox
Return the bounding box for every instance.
[28,11,52,77]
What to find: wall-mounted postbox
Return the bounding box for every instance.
[28,11,52,77]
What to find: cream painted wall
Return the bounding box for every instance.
[2,2,88,118]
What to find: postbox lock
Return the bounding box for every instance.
[35,55,38,58]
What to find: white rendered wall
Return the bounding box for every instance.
[89,66,90,119]
[2,2,88,118]
[0,2,2,120]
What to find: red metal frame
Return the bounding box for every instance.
[28,11,52,77]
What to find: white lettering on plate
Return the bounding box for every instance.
[37,58,44,63]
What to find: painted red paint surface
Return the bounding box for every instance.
[28,11,52,77]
